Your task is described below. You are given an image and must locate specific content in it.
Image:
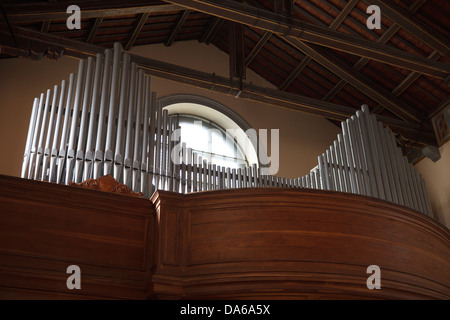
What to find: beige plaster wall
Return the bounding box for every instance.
[415,140,450,229]
[0,55,79,178]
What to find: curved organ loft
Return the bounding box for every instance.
[0,0,449,300]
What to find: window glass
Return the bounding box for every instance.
[176,115,248,169]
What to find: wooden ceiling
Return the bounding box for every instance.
[1,0,449,158]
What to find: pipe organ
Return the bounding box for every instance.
[21,43,432,217]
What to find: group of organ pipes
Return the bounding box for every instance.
[21,43,432,217]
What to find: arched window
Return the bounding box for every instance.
[159,94,259,169]
[174,114,248,169]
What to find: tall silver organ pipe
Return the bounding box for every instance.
[21,43,433,217]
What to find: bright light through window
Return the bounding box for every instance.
[176,115,248,169]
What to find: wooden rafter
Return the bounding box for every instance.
[165,10,191,47]
[245,31,272,67]
[279,0,358,91]
[322,20,403,102]
[229,21,246,79]
[274,0,293,15]
[282,36,424,123]
[373,50,442,114]
[165,0,450,79]
[370,0,450,57]
[199,16,223,44]
[279,57,310,91]
[40,20,51,33]
[0,26,436,147]
[323,0,428,110]
[4,0,181,23]
[125,12,150,50]
[392,51,442,96]
[86,17,103,44]
[328,0,358,29]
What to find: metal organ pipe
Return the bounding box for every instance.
[123,62,137,188]
[22,98,39,179]
[66,59,86,184]
[49,80,67,183]
[42,85,60,181]
[21,43,435,218]
[104,42,122,176]
[94,49,112,179]
[84,53,104,182]
[114,52,131,182]
[74,56,95,183]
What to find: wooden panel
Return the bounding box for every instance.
[0,175,155,299]
[1,175,449,300]
[151,188,450,300]
[161,210,181,266]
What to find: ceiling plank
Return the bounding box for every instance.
[283,36,424,123]
[369,0,450,57]
[5,0,181,23]
[245,31,272,67]
[165,9,191,47]
[279,0,358,91]
[125,12,150,50]
[165,0,450,79]
[0,26,436,147]
[86,17,103,44]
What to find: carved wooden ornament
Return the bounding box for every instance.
[69,174,143,198]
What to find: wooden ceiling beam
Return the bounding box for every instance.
[245,31,272,67]
[4,0,181,23]
[323,22,402,102]
[199,16,223,44]
[323,0,427,104]
[373,50,442,114]
[165,9,190,47]
[274,0,294,16]
[279,57,310,91]
[430,97,450,118]
[86,17,103,44]
[369,0,450,57]
[328,0,358,30]
[165,0,450,79]
[125,12,150,50]
[229,21,246,79]
[40,20,51,33]
[283,36,424,123]
[279,0,358,91]
[0,26,436,147]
